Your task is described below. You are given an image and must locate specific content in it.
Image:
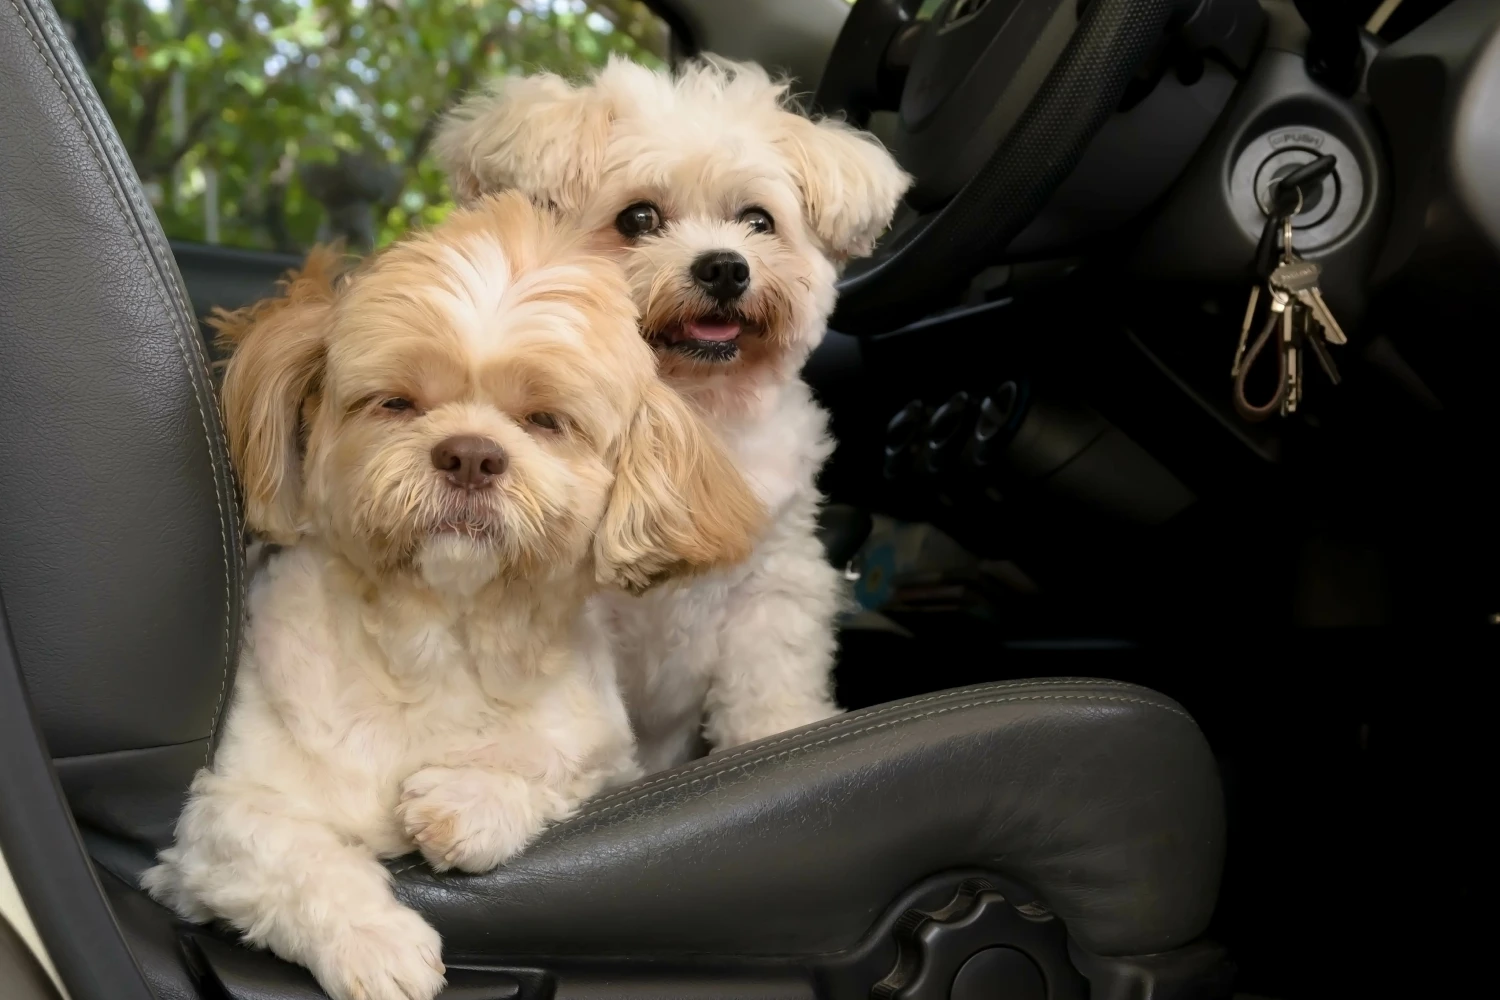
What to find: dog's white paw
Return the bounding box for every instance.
[307,904,445,1000]
[397,766,553,874]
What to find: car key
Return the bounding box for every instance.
[1236,192,1302,378]
[1282,219,1347,404]
[1233,155,1341,414]
[1270,226,1341,400]
[1270,257,1347,346]
[1260,154,1338,218]
[1303,316,1342,384]
[1280,283,1300,415]
[1268,157,1347,346]
[1278,214,1301,415]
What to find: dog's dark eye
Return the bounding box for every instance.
[739,207,775,235]
[526,412,561,431]
[615,202,663,239]
[381,398,414,412]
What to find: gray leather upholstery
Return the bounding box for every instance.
[0,0,243,828]
[1,0,1225,990]
[397,678,1223,959]
[87,677,1224,962]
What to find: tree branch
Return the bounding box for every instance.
[129,75,170,175]
[371,23,510,221]
[139,105,217,179]
[64,0,110,66]
[163,107,218,170]
[264,149,298,254]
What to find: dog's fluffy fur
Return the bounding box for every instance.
[142,192,762,1000]
[435,57,910,770]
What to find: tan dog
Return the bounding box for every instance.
[143,191,762,1000]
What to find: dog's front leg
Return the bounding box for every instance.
[702,543,844,751]
[143,784,445,1000]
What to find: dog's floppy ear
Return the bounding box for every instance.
[433,71,614,213]
[595,383,765,595]
[777,114,912,261]
[213,246,342,544]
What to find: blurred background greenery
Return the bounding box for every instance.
[55,0,670,253]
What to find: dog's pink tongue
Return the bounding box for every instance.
[684,319,741,342]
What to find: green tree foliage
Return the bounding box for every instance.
[56,0,669,252]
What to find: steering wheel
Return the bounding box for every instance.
[820,0,1186,334]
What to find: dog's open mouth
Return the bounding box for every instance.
[650,311,755,363]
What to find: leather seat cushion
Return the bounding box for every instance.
[90,679,1222,962]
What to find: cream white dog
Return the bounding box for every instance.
[141,192,762,1000]
[435,57,911,771]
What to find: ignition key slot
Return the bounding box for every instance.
[1229,126,1363,252]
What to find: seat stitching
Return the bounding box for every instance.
[389,685,1173,882]
[390,692,1192,884]
[554,693,1191,831]
[587,678,1148,807]
[36,3,239,763]
[12,0,236,763]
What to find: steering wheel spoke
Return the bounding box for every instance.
[822,0,1210,335]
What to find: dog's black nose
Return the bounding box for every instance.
[431,435,508,489]
[691,250,750,302]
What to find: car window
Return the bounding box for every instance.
[56,0,672,253]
